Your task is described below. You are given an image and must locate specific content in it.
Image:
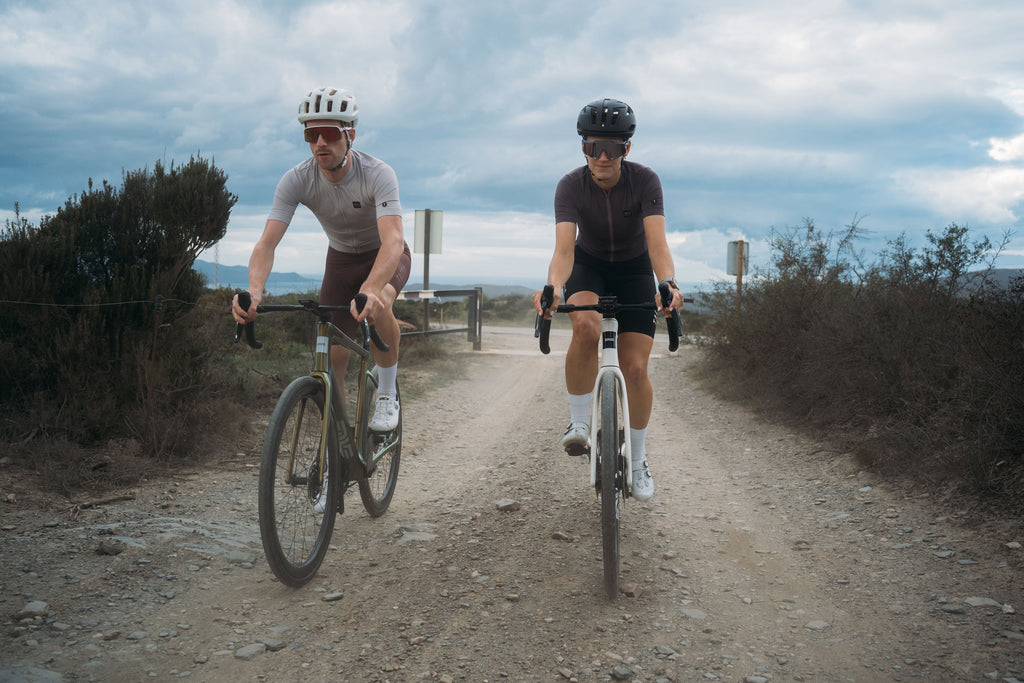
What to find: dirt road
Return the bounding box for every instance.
[2,325,1022,682]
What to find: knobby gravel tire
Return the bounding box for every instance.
[599,373,621,599]
[258,376,338,587]
[358,369,402,517]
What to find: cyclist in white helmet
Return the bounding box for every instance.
[233,87,410,431]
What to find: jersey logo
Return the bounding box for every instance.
[381,201,389,207]
[352,201,362,209]
[623,209,634,218]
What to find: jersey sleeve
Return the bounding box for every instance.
[266,169,301,226]
[367,162,403,219]
[639,167,665,219]
[553,173,579,224]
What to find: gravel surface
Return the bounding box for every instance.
[1,325,1022,682]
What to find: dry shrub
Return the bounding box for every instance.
[699,220,1023,511]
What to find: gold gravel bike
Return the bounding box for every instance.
[235,292,402,587]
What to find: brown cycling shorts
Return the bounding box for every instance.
[318,241,412,338]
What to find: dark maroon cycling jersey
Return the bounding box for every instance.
[553,160,665,262]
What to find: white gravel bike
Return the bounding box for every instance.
[536,282,681,598]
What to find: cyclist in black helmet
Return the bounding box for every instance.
[533,98,685,501]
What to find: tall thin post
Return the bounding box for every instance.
[422,209,431,333]
[735,240,744,302]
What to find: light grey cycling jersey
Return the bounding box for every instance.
[267,151,403,253]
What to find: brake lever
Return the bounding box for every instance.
[354,293,390,352]
[658,282,682,353]
[234,291,263,349]
[536,285,554,354]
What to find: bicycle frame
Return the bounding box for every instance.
[588,316,632,491]
[236,295,399,486]
[301,317,366,488]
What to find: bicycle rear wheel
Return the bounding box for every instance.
[358,369,402,517]
[258,376,338,586]
[598,373,621,599]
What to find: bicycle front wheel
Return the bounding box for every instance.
[258,376,338,587]
[358,368,402,516]
[598,373,621,599]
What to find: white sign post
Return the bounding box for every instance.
[414,209,443,331]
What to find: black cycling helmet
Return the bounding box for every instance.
[576,98,636,139]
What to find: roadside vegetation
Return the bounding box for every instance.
[0,158,240,494]
[696,220,1023,511]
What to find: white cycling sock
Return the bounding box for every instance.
[568,392,592,426]
[376,363,398,397]
[630,427,648,464]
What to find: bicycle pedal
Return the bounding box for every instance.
[564,443,589,457]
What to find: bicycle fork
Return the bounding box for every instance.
[281,371,336,491]
[588,317,633,492]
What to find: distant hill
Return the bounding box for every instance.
[193,260,321,294]
[965,268,1023,291]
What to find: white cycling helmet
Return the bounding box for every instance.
[297,87,358,126]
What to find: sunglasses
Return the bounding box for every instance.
[303,125,348,144]
[582,139,628,160]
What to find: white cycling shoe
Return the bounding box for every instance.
[631,459,654,501]
[560,421,589,456]
[369,394,400,432]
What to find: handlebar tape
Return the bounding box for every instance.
[234,291,263,349]
[658,282,682,353]
[536,284,554,355]
[354,293,390,352]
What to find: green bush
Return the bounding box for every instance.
[0,157,238,481]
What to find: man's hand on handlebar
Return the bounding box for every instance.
[351,289,385,324]
[232,289,262,325]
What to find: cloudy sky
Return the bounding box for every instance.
[3,0,1024,288]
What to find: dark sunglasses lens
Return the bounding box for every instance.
[583,141,625,159]
[304,127,343,143]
